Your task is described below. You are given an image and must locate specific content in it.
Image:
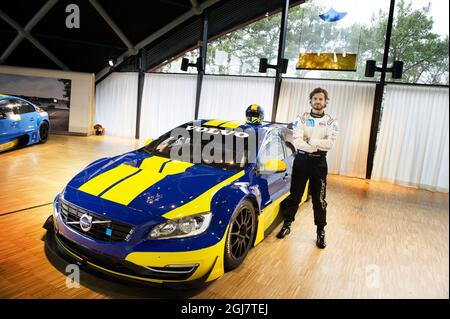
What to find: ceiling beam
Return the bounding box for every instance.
[96,0,221,81]
[189,0,203,14]
[0,0,70,70]
[158,0,192,9]
[88,0,136,54]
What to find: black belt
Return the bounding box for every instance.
[297,150,327,157]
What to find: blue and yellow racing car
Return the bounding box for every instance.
[0,94,50,152]
[44,119,308,287]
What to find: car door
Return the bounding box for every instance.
[254,132,289,226]
[17,100,38,133]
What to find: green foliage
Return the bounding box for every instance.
[361,0,449,84]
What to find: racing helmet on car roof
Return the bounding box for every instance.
[245,104,264,125]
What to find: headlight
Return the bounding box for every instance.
[54,188,65,218]
[53,193,61,218]
[148,212,212,240]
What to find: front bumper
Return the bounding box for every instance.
[45,215,227,287]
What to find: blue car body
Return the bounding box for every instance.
[48,119,308,286]
[0,94,50,152]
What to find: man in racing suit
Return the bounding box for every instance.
[276,87,339,249]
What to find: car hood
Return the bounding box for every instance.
[63,151,244,225]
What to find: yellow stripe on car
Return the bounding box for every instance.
[219,120,243,129]
[0,139,19,152]
[163,170,245,220]
[203,119,228,126]
[101,156,193,206]
[78,164,140,196]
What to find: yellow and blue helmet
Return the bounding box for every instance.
[245,104,264,125]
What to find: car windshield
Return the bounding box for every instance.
[142,124,259,170]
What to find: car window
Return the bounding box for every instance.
[18,101,36,114]
[0,99,20,115]
[258,134,286,167]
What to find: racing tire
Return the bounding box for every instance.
[39,121,49,143]
[224,199,257,271]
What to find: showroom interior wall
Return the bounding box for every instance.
[139,73,197,140]
[372,85,449,192]
[94,72,138,138]
[0,65,95,135]
[198,75,275,121]
[277,78,376,178]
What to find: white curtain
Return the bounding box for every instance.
[94,72,138,138]
[140,73,197,140]
[277,79,376,178]
[372,85,449,192]
[198,75,275,121]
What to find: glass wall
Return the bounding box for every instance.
[388,0,449,85]
[152,0,448,85]
[205,12,281,76]
[284,0,390,81]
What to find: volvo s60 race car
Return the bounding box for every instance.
[44,119,308,287]
[0,94,50,152]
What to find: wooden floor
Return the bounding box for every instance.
[0,135,448,298]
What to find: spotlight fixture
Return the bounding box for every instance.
[365,59,404,79]
[180,58,203,72]
[259,58,289,73]
[108,59,115,67]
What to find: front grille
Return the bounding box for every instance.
[59,199,134,242]
[57,234,198,280]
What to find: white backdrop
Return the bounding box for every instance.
[198,75,275,122]
[372,85,449,192]
[277,79,376,178]
[139,73,197,140]
[94,72,138,137]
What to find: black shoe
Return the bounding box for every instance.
[276,224,291,239]
[316,230,326,248]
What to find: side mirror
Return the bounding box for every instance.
[262,159,286,173]
[144,138,153,146]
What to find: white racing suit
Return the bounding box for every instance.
[281,111,339,227]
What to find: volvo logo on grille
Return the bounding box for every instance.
[79,214,93,232]
[66,212,112,232]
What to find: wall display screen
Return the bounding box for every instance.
[0,73,71,132]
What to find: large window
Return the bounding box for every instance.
[388,0,449,85]
[151,0,448,85]
[284,0,390,81]
[205,12,281,76]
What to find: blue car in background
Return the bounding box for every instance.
[0,94,50,152]
[44,119,309,288]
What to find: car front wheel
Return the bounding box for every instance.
[224,199,257,271]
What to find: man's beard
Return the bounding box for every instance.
[312,104,325,111]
